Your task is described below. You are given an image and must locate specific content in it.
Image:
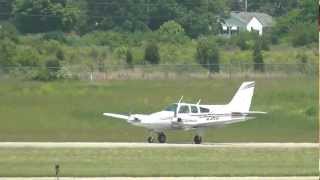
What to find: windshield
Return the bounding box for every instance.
[164,104,178,112]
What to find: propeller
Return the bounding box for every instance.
[127,111,140,122]
[173,96,184,124]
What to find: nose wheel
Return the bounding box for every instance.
[193,135,202,144]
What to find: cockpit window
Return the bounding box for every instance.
[164,104,178,112]
[179,105,190,113]
[191,106,198,113]
[200,107,210,113]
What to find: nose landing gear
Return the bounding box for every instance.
[147,132,167,143]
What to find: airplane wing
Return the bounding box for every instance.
[103,113,129,120]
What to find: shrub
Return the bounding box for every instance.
[296,53,308,73]
[157,20,187,43]
[290,22,317,47]
[196,36,220,73]
[144,41,160,64]
[42,31,67,43]
[0,22,19,43]
[253,37,264,72]
[126,49,133,67]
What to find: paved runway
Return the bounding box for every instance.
[0,177,318,180]
[0,142,318,148]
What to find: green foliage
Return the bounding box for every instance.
[230,31,256,50]
[157,20,186,43]
[253,37,264,72]
[246,0,299,17]
[81,31,128,48]
[296,53,308,73]
[0,22,19,42]
[0,23,19,67]
[12,46,42,67]
[289,22,317,47]
[144,41,160,64]
[0,39,17,67]
[196,36,220,73]
[13,0,84,33]
[126,49,133,67]
[42,31,66,43]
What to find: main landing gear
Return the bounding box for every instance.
[193,135,202,144]
[147,132,202,144]
[147,132,167,143]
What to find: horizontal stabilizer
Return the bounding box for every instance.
[103,113,129,120]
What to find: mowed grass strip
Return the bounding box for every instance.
[0,77,317,142]
[0,147,317,177]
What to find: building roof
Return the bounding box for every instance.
[224,11,273,27]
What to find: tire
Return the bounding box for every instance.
[193,135,202,144]
[147,136,154,143]
[157,133,166,143]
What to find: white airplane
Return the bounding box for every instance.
[103,81,266,144]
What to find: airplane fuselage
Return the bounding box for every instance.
[128,104,247,132]
[103,81,265,144]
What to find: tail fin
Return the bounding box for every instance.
[227,81,255,112]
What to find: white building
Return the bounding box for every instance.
[221,12,273,36]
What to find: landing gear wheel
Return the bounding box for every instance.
[157,132,166,143]
[193,135,202,144]
[147,136,154,143]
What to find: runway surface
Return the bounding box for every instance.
[0,142,318,148]
[1,177,318,180]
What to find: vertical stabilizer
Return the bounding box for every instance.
[227,81,255,112]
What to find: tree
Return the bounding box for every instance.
[253,37,264,72]
[196,36,220,73]
[126,49,133,68]
[13,0,85,33]
[0,22,18,42]
[290,22,317,47]
[0,23,18,67]
[158,20,186,42]
[144,41,160,64]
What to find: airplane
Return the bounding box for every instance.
[103,81,266,144]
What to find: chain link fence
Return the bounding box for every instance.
[0,63,318,81]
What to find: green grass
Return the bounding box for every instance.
[0,77,317,142]
[0,147,317,177]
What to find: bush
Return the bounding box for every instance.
[144,41,160,64]
[126,49,133,67]
[157,20,187,43]
[296,53,308,73]
[252,37,264,72]
[0,39,17,67]
[290,22,317,47]
[42,31,67,43]
[0,22,19,43]
[196,36,220,73]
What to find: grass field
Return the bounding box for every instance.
[0,76,318,142]
[0,147,317,177]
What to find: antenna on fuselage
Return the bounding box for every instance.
[196,99,201,105]
[178,96,183,104]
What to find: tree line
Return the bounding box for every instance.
[0,0,316,37]
[0,0,317,80]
